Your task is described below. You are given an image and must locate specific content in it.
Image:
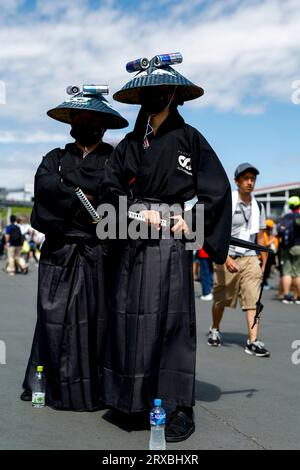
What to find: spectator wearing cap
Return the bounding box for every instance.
[208,163,270,357]
[278,196,300,304]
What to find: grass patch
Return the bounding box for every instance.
[0,206,33,225]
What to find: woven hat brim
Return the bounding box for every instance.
[113,83,203,104]
[113,67,204,104]
[47,96,128,129]
[47,108,128,129]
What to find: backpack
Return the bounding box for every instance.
[278,212,299,248]
[8,224,23,246]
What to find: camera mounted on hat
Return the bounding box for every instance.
[125,53,184,106]
[126,52,183,73]
[66,84,109,96]
[113,52,203,105]
[47,83,128,129]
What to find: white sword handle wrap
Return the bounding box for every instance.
[74,187,101,224]
[128,211,168,227]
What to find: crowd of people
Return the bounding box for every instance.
[0,215,44,276]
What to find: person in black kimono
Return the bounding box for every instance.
[100,54,232,441]
[20,86,128,411]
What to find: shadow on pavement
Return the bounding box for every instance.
[195,380,258,402]
[101,380,258,434]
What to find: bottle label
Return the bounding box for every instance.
[32,392,45,406]
[150,408,166,426]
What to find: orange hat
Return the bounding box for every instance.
[266,219,274,228]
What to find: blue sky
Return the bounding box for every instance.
[0,0,299,189]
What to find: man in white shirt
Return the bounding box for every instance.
[208,163,270,357]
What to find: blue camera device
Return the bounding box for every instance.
[66,85,109,95]
[126,52,183,73]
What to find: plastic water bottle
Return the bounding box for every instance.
[149,398,166,450]
[32,365,46,408]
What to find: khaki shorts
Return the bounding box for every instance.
[213,256,261,310]
[282,245,300,277]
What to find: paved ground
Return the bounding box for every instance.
[0,259,299,450]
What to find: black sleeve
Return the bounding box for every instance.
[34,148,79,214]
[190,128,232,264]
[30,149,80,234]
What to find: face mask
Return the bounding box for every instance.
[140,95,170,116]
[70,124,104,146]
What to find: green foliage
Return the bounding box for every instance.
[0,206,32,226]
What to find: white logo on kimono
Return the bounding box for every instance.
[177,154,192,175]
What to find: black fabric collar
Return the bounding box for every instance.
[64,141,113,156]
[131,107,185,141]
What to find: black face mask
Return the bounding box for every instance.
[70,124,104,146]
[140,94,170,116]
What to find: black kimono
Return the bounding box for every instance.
[22,142,113,411]
[100,109,231,413]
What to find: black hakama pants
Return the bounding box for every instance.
[22,238,108,411]
[101,237,196,413]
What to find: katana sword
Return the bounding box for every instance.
[230,237,273,254]
[128,210,169,227]
[75,198,272,327]
[74,187,101,224]
[128,211,274,329]
[127,196,198,228]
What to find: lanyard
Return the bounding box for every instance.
[239,202,251,228]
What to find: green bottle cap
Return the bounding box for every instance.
[37,366,43,372]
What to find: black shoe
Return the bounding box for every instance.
[131,410,150,430]
[207,328,221,347]
[165,409,195,442]
[245,339,270,357]
[282,295,294,304]
[20,390,32,401]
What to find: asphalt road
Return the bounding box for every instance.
[0,259,299,450]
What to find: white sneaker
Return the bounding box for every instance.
[207,328,221,346]
[200,293,213,301]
